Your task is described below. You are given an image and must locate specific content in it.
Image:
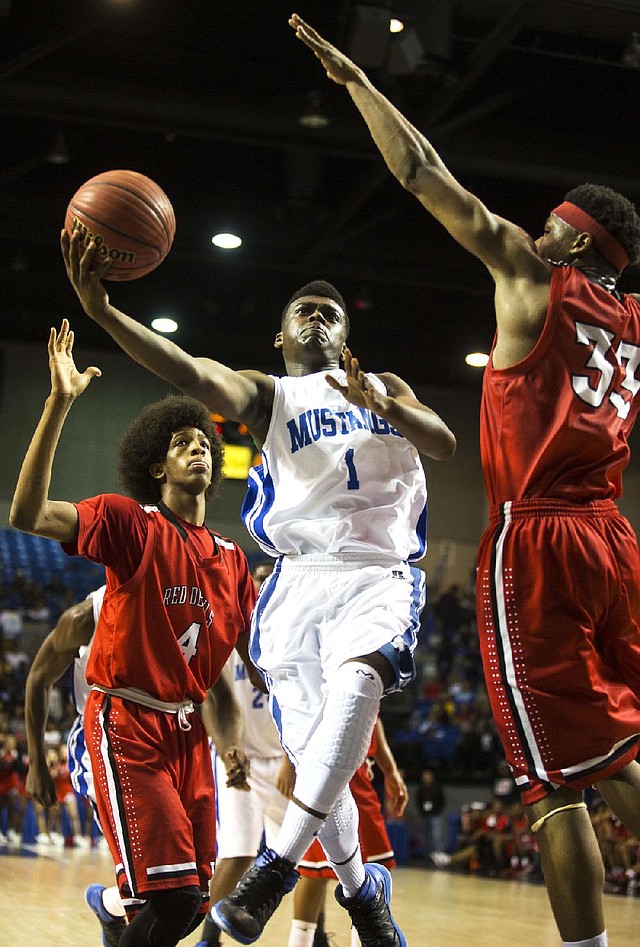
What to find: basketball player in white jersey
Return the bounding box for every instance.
[62,227,457,946]
[25,586,248,947]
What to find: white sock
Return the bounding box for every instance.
[288,919,317,947]
[350,926,362,947]
[318,789,365,898]
[563,934,608,947]
[102,885,126,918]
[275,803,325,865]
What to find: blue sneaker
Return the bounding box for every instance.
[84,883,127,947]
[335,864,406,947]
[210,847,299,944]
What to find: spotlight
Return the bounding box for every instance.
[299,90,329,129]
[47,131,70,165]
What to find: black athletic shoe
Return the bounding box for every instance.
[335,864,406,947]
[210,848,299,945]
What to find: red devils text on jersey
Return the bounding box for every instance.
[63,493,255,703]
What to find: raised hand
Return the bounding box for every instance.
[289,13,364,86]
[48,319,102,399]
[61,228,112,320]
[326,347,393,416]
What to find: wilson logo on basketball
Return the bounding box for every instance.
[71,217,136,263]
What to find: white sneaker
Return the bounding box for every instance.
[430,851,452,868]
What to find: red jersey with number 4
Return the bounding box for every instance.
[63,494,255,703]
[481,265,640,505]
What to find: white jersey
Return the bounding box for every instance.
[242,370,428,560]
[71,585,106,715]
[68,585,106,803]
[229,650,283,759]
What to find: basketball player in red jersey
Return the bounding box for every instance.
[290,13,640,947]
[10,321,256,947]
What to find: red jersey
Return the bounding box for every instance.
[63,494,255,703]
[480,265,640,505]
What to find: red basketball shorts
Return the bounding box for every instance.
[476,498,640,805]
[85,690,215,918]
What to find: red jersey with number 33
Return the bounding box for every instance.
[480,265,640,505]
[62,494,255,703]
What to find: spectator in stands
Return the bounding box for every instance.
[416,767,446,860]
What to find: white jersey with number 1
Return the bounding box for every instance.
[242,370,428,559]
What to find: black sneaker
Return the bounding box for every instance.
[335,864,406,947]
[210,847,299,944]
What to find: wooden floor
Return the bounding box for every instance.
[0,842,638,946]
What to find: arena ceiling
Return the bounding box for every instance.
[1,0,639,391]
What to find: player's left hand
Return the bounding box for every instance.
[384,768,409,819]
[223,746,251,791]
[326,348,393,416]
[289,14,364,87]
[48,319,102,400]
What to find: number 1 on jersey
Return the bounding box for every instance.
[345,448,360,490]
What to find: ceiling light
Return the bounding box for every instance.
[212,233,242,249]
[299,112,330,129]
[47,131,70,165]
[465,352,489,368]
[299,89,329,129]
[151,316,178,333]
[389,19,404,34]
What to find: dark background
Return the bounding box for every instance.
[1,0,639,390]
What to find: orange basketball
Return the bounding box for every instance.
[64,170,176,281]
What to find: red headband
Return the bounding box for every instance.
[552,201,629,271]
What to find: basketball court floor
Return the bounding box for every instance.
[0,841,637,946]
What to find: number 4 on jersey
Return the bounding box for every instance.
[177,621,201,663]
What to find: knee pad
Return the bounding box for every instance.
[293,663,382,814]
[121,885,202,947]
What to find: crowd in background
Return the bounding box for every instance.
[1,535,639,895]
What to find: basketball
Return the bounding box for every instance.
[64,170,176,281]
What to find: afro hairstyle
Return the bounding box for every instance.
[117,394,224,504]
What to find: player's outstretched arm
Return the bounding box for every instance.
[326,348,456,460]
[9,321,99,541]
[289,14,534,278]
[61,229,274,432]
[25,597,95,807]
